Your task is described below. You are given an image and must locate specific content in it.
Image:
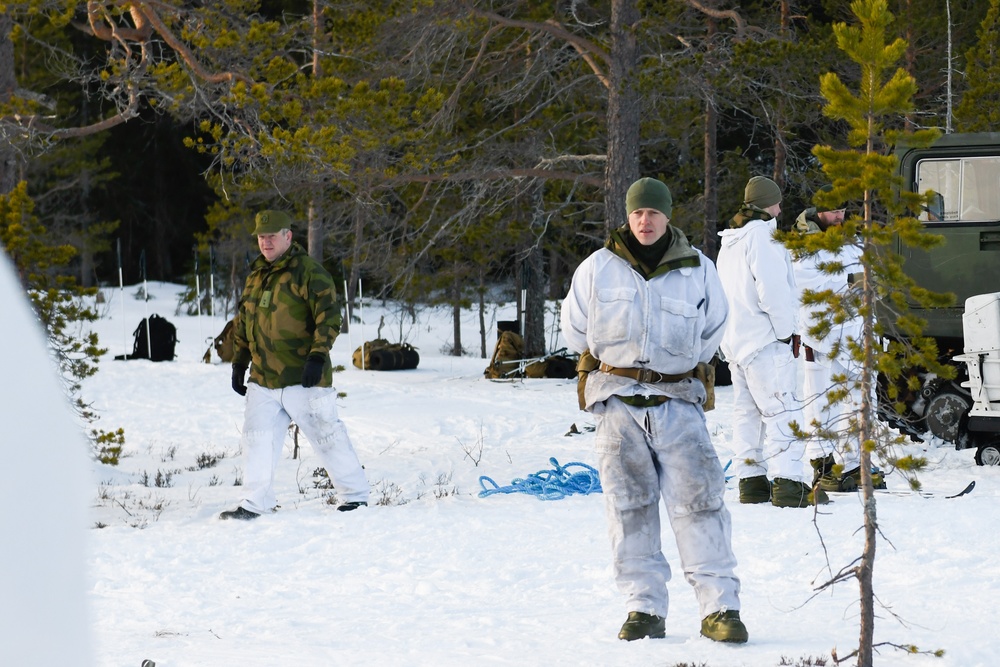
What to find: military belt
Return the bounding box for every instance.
[598,363,694,384]
[616,395,671,407]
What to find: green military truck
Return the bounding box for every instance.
[881,132,1000,465]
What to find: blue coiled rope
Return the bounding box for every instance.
[478,457,602,501]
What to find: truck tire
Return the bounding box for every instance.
[975,443,1000,466]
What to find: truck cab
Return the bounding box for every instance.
[886,132,1000,463]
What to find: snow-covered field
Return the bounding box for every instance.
[17,279,1000,666]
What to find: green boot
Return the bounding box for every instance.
[772,477,830,508]
[701,609,748,643]
[816,465,847,492]
[738,475,771,504]
[617,611,665,641]
[810,454,835,486]
[829,466,888,492]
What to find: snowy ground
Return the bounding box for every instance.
[70,283,1000,666]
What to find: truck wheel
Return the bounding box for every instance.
[975,444,1000,466]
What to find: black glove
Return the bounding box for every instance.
[301,353,326,388]
[231,363,248,396]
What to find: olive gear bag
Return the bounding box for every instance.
[575,349,600,410]
[353,339,419,371]
[695,360,716,411]
[484,330,525,379]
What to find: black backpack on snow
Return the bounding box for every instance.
[125,314,178,361]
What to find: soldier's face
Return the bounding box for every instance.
[628,208,669,245]
[817,208,846,228]
[258,229,292,262]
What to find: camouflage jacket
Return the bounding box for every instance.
[233,242,341,389]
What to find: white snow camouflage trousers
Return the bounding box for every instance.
[729,340,810,484]
[239,383,370,513]
[592,395,741,619]
[802,349,862,470]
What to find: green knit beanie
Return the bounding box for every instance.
[744,176,782,208]
[626,178,673,217]
[253,210,293,235]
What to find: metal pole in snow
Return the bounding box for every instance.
[209,244,216,320]
[359,278,365,371]
[194,247,203,344]
[140,249,151,358]
[344,279,352,365]
[117,239,127,359]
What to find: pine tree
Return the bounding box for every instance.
[954,0,1000,132]
[782,1,953,664]
[0,181,121,462]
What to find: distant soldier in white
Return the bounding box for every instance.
[792,196,885,491]
[716,176,827,508]
[561,177,747,644]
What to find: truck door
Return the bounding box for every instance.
[903,153,1000,344]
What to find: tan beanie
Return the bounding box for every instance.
[744,176,782,208]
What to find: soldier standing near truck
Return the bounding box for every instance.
[716,176,826,507]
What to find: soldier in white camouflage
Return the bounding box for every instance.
[220,210,369,520]
[561,178,746,644]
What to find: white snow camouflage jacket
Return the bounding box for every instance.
[791,210,864,359]
[561,226,727,410]
[716,216,798,367]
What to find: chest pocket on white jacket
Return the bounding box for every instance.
[659,296,700,357]
[593,287,637,344]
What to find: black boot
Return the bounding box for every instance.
[219,506,260,521]
[337,501,368,512]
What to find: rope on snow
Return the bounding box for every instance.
[478,458,730,500]
[478,457,602,501]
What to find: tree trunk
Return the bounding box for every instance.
[859,250,877,667]
[604,0,640,236]
[772,103,788,192]
[857,131,878,667]
[523,248,545,357]
[307,197,323,262]
[478,270,487,359]
[547,251,566,300]
[342,205,365,335]
[451,275,463,356]
[0,14,18,196]
[523,182,547,357]
[702,98,719,260]
[307,1,324,262]
[699,16,720,260]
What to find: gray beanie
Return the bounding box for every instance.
[626,178,673,217]
[744,176,782,208]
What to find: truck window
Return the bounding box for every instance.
[916,156,1000,222]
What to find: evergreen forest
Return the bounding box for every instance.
[2,0,999,357]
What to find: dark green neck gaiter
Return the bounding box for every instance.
[625,229,673,274]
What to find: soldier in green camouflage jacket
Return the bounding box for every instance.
[221,210,369,520]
